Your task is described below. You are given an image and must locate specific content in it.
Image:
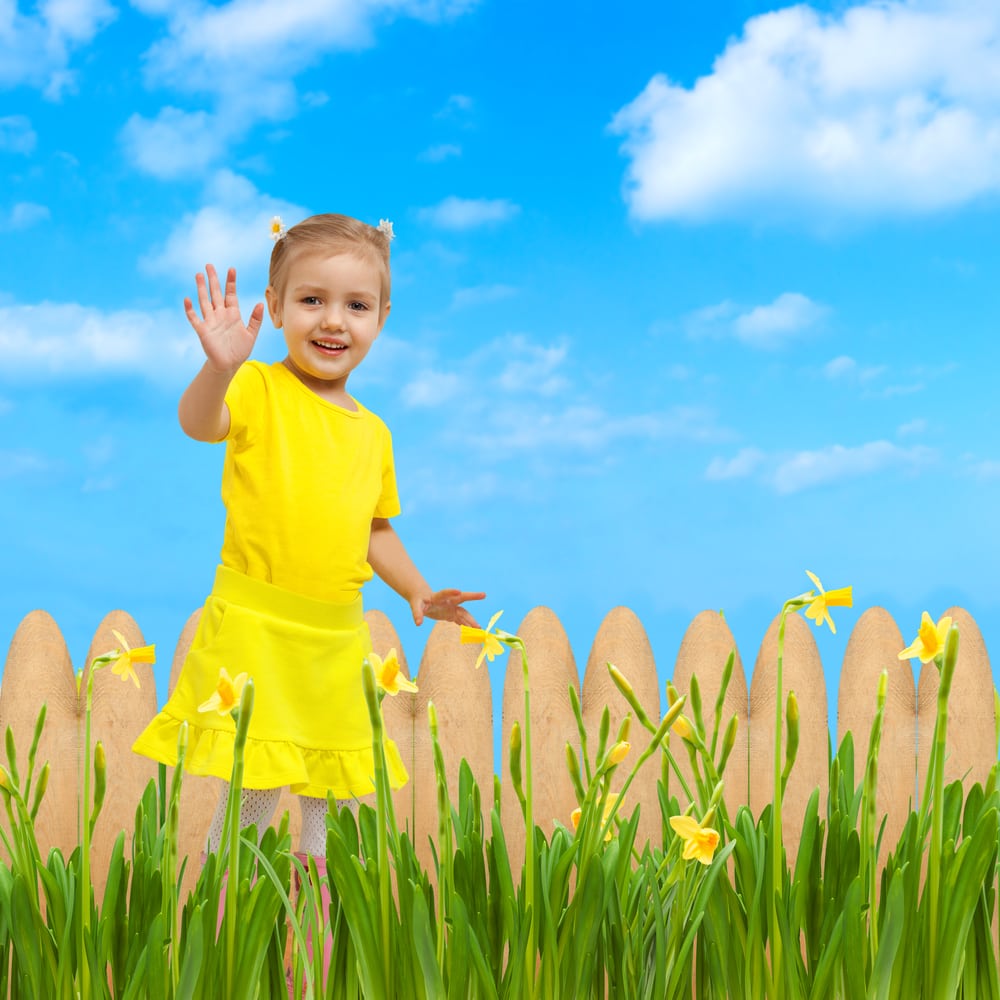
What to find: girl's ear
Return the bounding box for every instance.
[376,300,391,334]
[265,286,282,328]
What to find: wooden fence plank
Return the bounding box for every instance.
[85,612,159,896]
[837,607,914,864]
[916,607,995,807]
[0,611,80,864]
[748,612,828,859]
[672,610,749,819]
[3,602,998,896]
[402,620,492,874]
[367,609,412,842]
[168,609,220,894]
[582,607,661,849]
[502,607,579,875]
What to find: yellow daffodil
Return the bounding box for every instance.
[368,648,417,695]
[803,571,853,635]
[670,814,720,865]
[460,610,507,669]
[198,667,248,716]
[571,793,620,842]
[608,740,630,765]
[109,629,155,688]
[898,611,953,664]
[672,716,693,742]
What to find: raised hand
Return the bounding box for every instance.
[413,589,487,628]
[184,264,264,374]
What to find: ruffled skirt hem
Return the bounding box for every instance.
[132,710,408,800]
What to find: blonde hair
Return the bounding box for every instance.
[268,213,392,309]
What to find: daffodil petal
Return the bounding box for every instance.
[670,815,701,839]
[805,571,822,591]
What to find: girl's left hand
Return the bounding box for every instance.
[413,589,486,628]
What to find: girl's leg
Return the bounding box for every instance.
[297,795,359,857]
[206,783,281,853]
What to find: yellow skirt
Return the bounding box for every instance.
[132,566,408,798]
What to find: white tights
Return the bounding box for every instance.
[206,784,359,857]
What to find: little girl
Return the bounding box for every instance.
[133,213,483,860]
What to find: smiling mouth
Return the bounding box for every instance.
[312,340,347,354]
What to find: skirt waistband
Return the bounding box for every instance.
[211,565,364,630]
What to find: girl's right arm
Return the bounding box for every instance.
[178,264,264,442]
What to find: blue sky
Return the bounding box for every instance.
[3,0,1000,733]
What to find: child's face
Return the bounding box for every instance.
[265,251,389,399]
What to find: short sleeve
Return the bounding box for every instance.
[223,362,266,446]
[375,425,401,518]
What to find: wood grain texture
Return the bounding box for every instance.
[672,610,749,818]
[501,607,579,875]
[837,607,914,864]
[748,612,828,860]
[582,607,662,848]
[916,607,995,806]
[402,619,493,874]
[167,609,221,895]
[84,612,159,896]
[0,611,80,864]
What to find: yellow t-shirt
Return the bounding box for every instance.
[219,361,400,602]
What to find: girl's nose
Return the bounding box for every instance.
[321,304,346,330]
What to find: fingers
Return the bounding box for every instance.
[247,301,265,339]
[206,263,224,307]
[194,272,211,319]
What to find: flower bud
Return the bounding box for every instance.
[717,715,739,772]
[608,664,653,729]
[565,743,585,800]
[90,743,106,833]
[29,761,49,821]
[785,691,800,769]
[608,741,631,766]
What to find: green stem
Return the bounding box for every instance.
[927,627,958,992]
[516,641,536,999]
[80,668,94,998]
[225,680,254,996]
[771,606,789,998]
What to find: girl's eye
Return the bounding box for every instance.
[349,301,370,311]
[302,296,321,305]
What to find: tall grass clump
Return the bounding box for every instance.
[1,575,999,997]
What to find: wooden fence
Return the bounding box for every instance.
[0,603,996,894]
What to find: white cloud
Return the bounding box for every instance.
[451,284,516,309]
[897,417,927,436]
[705,447,765,481]
[121,1,476,175]
[140,0,476,95]
[465,403,729,453]
[772,440,933,493]
[3,203,50,230]
[0,302,197,381]
[140,170,305,281]
[495,337,569,397]
[0,115,36,154]
[419,143,462,162]
[686,292,826,348]
[418,196,520,230]
[0,449,50,478]
[824,355,857,378]
[612,0,1000,222]
[733,292,828,347]
[121,108,232,180]
[435,94,474,118]
[967,458,1000,480]
[0,0,115,96]
[401,369,463,407]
